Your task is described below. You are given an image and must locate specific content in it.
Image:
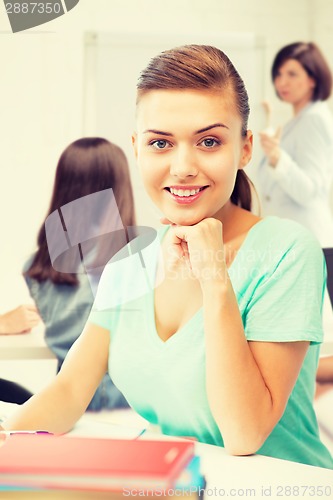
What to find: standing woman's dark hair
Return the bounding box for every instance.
[271,42,332,101]
[136,44,254,211]
[25,138,136,285]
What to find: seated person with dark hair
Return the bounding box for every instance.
[316,355,333,398]
[0,304,41,403]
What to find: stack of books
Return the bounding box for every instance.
[0,434,205,498]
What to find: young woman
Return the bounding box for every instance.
[2,46,333,469]
[258,42,333,247]
[23,137,135,410]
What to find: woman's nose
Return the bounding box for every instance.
[169,146,198,178]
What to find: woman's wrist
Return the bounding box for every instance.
[268,148,281,168]
[201,273,231,301]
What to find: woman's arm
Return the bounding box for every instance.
[0,305,40,334]
[1,322,110,434]
[316,355,333,384]
[204,280,308,454]
[169,218,313,455]
[260,113,331,205]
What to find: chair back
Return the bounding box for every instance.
[323,248,333,308]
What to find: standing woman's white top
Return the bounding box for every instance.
[258,42,333,247]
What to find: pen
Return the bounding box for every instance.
[134,428,147,440]
[0,430,53,435]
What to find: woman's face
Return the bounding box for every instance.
[274,59,315,110]
[132,89,252,226]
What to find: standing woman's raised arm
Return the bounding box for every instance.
[1,323,110,434]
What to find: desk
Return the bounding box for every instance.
[0,407,332,499]
[0,324,55,360]
[194,441,333,497]
[71,411,333,499]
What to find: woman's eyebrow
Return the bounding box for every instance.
[143,129,173,136]
[195,123,229,134]
[143,123,229,136]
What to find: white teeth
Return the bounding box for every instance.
[169,187,201,197]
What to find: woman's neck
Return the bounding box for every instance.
[216,203,260,244]
[293,98,313,116]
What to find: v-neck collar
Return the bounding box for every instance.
[148,218,270,346]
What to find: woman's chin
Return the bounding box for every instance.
[164,213,205,226]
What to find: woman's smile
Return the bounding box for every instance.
[164,184,209,205]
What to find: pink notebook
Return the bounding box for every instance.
[0,434,194,492]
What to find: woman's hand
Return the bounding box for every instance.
[0,304,41,335]
[259,127,281,167]
[161,217,227,289]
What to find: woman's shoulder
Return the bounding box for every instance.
[305,100,330,116]
[301,102,333,135]
[252,215,321,241]
[249,216,323,262]
[94,226,163,311]
[234,217,325,300]
[22,254,35,274]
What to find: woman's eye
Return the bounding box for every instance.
[200,138,220,148]
[150,140,169,149]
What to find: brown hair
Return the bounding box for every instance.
[25,138,136,285]
[136,44,254,211]
[272,42,332,101]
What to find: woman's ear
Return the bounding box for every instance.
[132,132,138,159]
[239,130,253,170]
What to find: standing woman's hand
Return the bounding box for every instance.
[259,127,282,167]
[161,218,227,289]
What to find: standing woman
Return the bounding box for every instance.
[258,42,333,247]
[2,46,333,469]
[23,137,135,410]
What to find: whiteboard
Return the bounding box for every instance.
[83,31,266,227]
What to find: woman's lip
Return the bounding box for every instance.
[165,186,208,205]
[167,185,206,190]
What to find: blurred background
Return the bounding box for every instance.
[1,0,333,308]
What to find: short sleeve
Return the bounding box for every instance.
[87,308,113,331]
[86,226,165,332]
[244,230,326,344]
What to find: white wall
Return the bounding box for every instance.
[0,0,332,309]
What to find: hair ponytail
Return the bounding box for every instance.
[231,170,254,211]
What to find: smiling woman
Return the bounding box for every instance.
[2,44,333,470]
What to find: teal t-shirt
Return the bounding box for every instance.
[88,216,333,469]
